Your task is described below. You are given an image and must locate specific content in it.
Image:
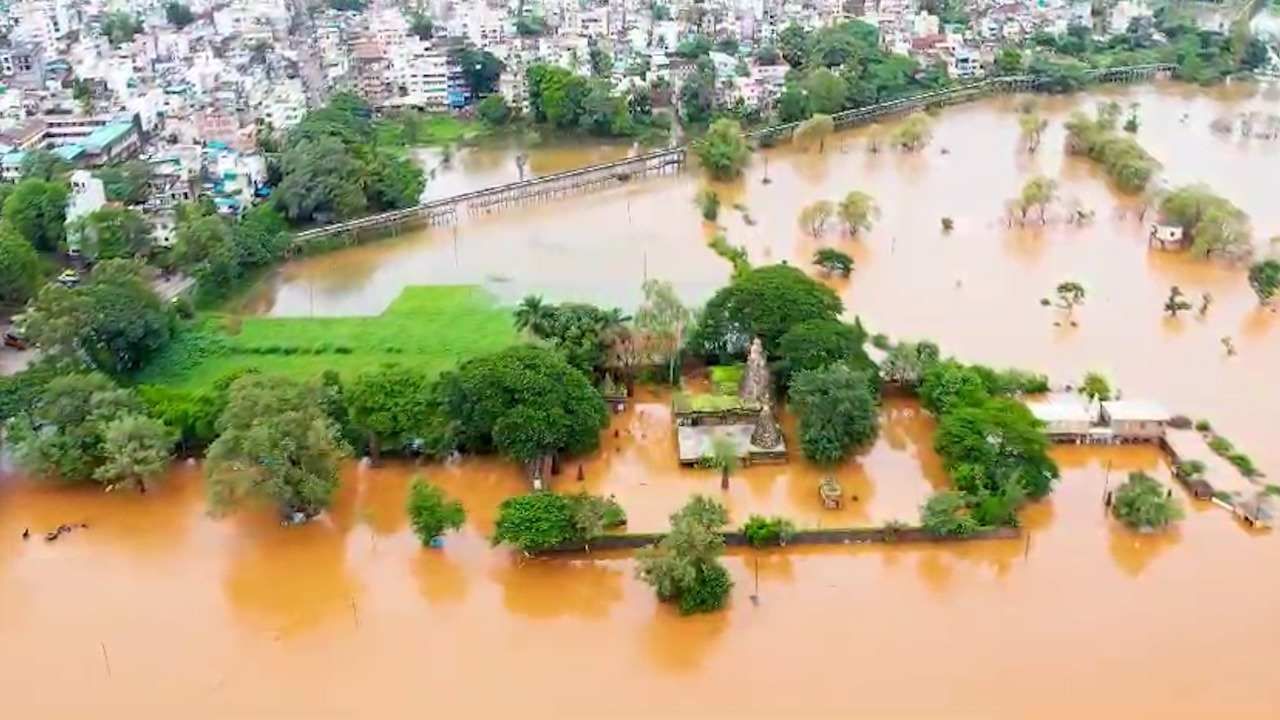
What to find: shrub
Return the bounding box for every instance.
[741,514,796,547]
[406,477,466,545]
[921,490,978,537]
[1194,419,1212,433]
[676,562,733,614]
[1112,471,1182,531]
[491,492,577,552]
[695,188,720,221]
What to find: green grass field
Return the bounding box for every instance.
[137,286,517,391]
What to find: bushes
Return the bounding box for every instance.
[1112,471,1182,531]
[789,363,879,465]
[921,491,979,537]
[742,515,795,547]
[1063,109,1158,193]
[491,491,625,552]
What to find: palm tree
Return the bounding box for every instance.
[707,433,739,491]
[514,294,549,335]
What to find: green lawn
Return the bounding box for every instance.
[137,286,517,391]
[373,114,485,148]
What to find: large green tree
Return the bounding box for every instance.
[24,259,172,374]
[693,118,750,180]
[406,477,466,545]
[789,363,879,465]
[205,375,348,519]
[94,413,176,493]
[1249,259,1280,305]
[436,345,608,465]
[3,179,69,252]
[6,373,160,484]
[346,364,435,462]
[934,397,1058,500]
[690,264,842,360]
[0,225,41,305]
[1158,185,1252,260]
[777,318,874,381]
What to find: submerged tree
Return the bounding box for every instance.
[837,190,879,237]
[1054,281,1086,323]
[1163,285,1193,317]
[798,200,835,237]
[94,414,176,493]
[406,477,466,545]
[1018,112,1048,152]
[892,112,932,151]
[694,118,751,180]
[636,496,733,614]
[1158,185,1253,261]
[1248,259,1280,306]
[695,187,720,221]
[790,363,878,465]
[794,113,835,153]
[1020,176,1058,223]
[1111,471,1182,531]
[812,247,854,277]
[205,376,348,520]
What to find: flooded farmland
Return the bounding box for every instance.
[4,82,1280,717]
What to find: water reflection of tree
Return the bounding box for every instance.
[1107,526,1181,578]
[412,550,469,605]
[493,557,624,619]
[641,602,729,673]
[222,515,359,637]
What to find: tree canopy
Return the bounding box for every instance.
[1158,185,1252,260]
[436,345,608,463]
[693,118,750,180]
[0,225,41,306]
[274,94,424,223]
[24,260,173,375]
[2,179,69,252]
[205,375,348,519]
[777,318,874,381]
[406,477,466,544]
[1112,471,1182,531]
[789,363,879,465]
[346,364,436,460]
[636,496,732,614]
[6,373,171,487]
[1248,259,1280,305]
[690,264,842,360]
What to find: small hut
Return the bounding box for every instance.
[1149,224,1186,250]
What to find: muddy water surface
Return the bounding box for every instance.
[5,82,1280,717]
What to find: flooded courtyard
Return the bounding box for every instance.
[4,82,1280,717]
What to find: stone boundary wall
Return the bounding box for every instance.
[536,526,1019,555]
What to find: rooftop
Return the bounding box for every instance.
[1026,394,1093,423]
[83,122,133,151]
[1101,400,1171,422]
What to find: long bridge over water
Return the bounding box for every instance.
[291,64,1175,250]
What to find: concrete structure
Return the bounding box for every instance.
[1100,400,1171,441]
[1027,394,1094,438]
[64,169,106,254]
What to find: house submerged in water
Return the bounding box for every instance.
[1025,394,1171,444]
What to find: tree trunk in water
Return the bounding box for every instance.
[551,452,562,476]
[368,431,381,466]
[721,469,729,490]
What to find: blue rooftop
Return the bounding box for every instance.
[83,122,132,151]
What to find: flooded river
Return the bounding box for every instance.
[4,83,1280,717]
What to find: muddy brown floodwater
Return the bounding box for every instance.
[5,82,1280,717]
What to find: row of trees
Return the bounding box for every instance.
[798,190,879,238]
[773,22,950,124]
[1064,101,1159,193]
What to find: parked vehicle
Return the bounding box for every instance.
[3,328,28,350]
[57,269,81,287]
